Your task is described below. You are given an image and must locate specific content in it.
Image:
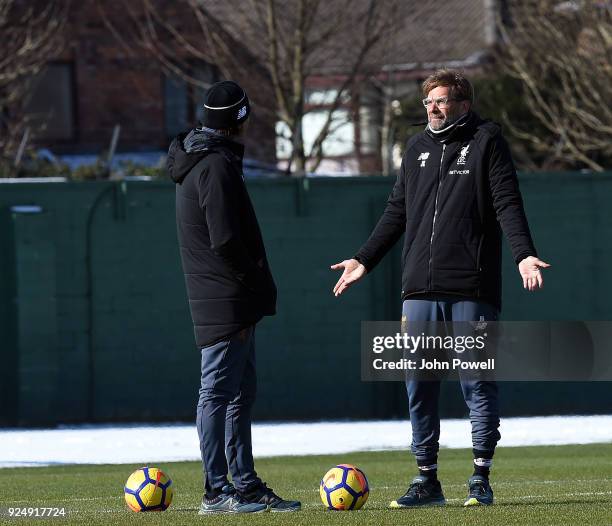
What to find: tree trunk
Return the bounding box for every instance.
[291,115,306,176]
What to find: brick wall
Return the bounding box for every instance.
[39,1,276,161]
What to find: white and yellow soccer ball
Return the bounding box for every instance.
[124,467,174,512]
[319,464,369,510]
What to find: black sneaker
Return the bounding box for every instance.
[198,484,267,514]
[241,482,301,512]
[464,475,494,506]
[390,476,446,508]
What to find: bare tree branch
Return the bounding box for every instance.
[101,0,400,175]
[0,0,69,163]
[306,0,398,172]
[497,1,612,171]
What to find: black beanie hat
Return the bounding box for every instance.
[200,80,250,130]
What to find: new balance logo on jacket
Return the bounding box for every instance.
[418,152,430,167]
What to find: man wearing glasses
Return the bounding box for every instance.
[331,69,549,508]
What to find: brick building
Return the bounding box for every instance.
[27,1,276,164]
[205,0,497,174]
[27,0,496,174]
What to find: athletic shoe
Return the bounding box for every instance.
[389,476,446,508]
[464,475,494,506]
[198,484,268,514]
[241,482,301,512]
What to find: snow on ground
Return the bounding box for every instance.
[1,415,611,468]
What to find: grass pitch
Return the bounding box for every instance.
[1,443,611,525]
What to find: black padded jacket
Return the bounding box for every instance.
[354,112,537,311]
[167,133,276,348]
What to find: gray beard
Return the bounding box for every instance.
[427,111,469,134]
[428,116,448,130]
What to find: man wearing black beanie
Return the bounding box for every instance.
[167,80,300,514]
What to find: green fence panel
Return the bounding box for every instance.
[12,207,59,425]
[0,207,19,425]
[0,173,610,425]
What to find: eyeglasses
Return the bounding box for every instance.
[422,96,461,108]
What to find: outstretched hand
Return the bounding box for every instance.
[518,256,550,291]
[330,259,367,297]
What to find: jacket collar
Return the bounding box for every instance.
[183,127,245,160]
[425,111,477,144]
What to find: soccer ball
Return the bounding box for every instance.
[124,467,174,512]
[319,464,369,510]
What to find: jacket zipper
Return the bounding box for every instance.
[428,143,446,290]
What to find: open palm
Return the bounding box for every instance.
[330,259,367,297]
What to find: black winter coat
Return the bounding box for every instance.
[355,112,537,311]
[167,133,276,348]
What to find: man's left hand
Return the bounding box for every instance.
[518,256,551,291]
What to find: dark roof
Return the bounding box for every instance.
[318,0,493,74]
[201,0,493,76]
[373,0,492,72]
